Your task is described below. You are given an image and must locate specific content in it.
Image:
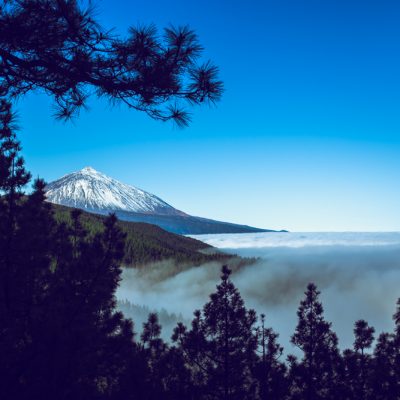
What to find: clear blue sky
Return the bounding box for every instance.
[16,0,400,231]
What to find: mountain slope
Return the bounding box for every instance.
[46,167,277,235]
[53,203,232,267]
[112,210,274,235]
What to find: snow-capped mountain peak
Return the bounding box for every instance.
[80,166,98,174]
[45,167,185,216]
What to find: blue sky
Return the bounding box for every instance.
[16,0,400,231]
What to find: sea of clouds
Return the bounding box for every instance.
[117,232,400,351]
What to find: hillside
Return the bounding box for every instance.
[112,210,273,235]
[52,204,232,267]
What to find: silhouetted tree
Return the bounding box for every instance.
[140,313,168,399]
[41,212,140,399]
[0,181,55,399]
[173,266,258,400]
[0,0,223,126]
[394,299,400,385]
[255,313,288,400]
[342,320,375,400]
[371,332,397,400]
[161,346,194,400]
[290,283,340,400]
[353,319,374,400]
[136,313,194,399]
[0,100,30,314]
[0,101,39,399]
[367,299,400,400]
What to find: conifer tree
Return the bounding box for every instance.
[368,300,400,400]
[255,313,287,400]
[173,266,258,400]
[0,101,38,399]
[0,0,223,126]
[290,283,340,400]
[0,100,30,315]
[140,313,168,399]
[138,313,193,399]
[392,299,400,396]
[162,346,194,400]
[353,319,375,400]
[41,212,139,399]
[371,332,397,400]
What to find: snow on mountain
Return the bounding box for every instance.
[45,167,185,216]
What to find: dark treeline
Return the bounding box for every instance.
[1,102,400,400]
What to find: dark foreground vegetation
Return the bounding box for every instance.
[1,100,400,400]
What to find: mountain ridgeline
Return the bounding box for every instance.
[46,167,280,235]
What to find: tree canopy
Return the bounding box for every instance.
[0,0,223,126]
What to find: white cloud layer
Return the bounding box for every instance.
[118,232,400,352]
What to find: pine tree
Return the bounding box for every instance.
[255,313,288,400]
[353,319,375,400]
[0,101,39,399]
[369,299,400,400]
[40,212,138,399]
[173,266,258,400]
[392,299,400,396]
[0,99,30,316]
[0,0,223,126]
[371,332,397,400]
[290,283,340,400]
[137,313,193,399]
[140,312,168,399]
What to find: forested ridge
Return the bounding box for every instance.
[53,203,233,267]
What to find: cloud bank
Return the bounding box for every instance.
[117,232,400,351]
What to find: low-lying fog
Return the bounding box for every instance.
[117,232,400,351]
